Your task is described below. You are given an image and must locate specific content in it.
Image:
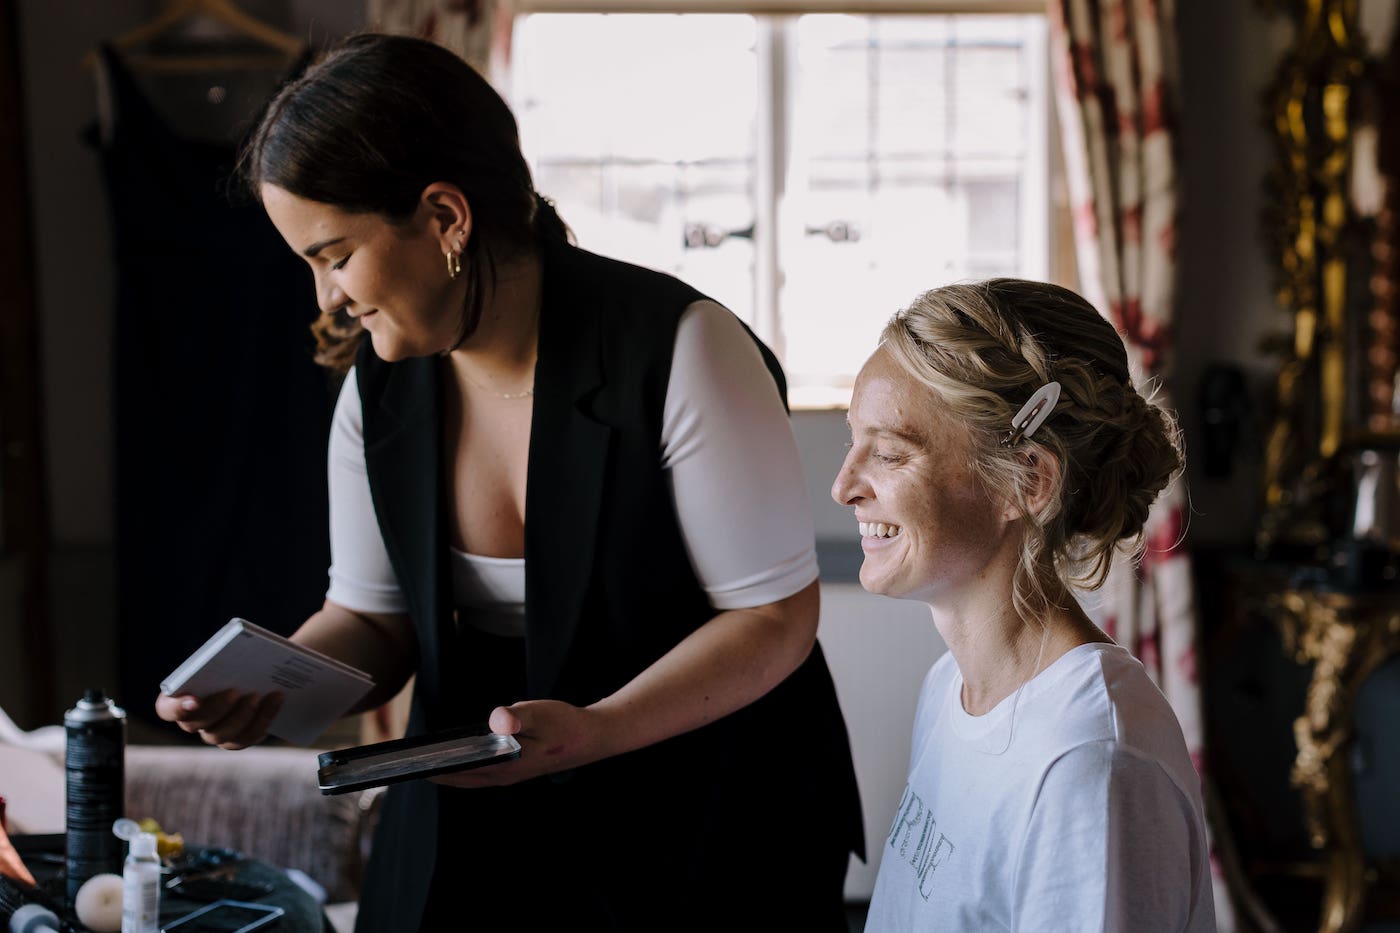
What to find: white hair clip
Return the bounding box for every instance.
[1000,381,1061,447]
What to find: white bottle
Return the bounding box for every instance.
[121,831,160,933]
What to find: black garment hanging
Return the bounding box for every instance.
[86,45,332,727]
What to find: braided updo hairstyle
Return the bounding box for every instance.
[880,278,1183,624]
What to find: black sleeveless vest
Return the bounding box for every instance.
[353,243,863,931]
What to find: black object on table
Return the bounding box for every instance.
[9,835,332,932]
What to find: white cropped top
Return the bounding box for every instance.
[324,300,819,636]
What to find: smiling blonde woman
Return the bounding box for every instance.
[833,279,1216,933]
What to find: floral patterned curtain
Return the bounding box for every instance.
[1047,1,1236,929]
[366,0,516,86]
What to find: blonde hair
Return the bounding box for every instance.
[880,278,1183,624]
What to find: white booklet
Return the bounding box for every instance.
[160,618,375,746]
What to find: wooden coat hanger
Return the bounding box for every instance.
[82,0,307,74]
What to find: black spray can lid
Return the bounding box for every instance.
[64,690,127,725]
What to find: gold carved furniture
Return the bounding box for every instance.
[1275,587,1400,933]
[1225,2,1400,930]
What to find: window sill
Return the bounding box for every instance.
[789,385,853,411]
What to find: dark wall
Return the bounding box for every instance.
[6,0,362,729]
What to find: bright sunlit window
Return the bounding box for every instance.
[511,11,1050,408]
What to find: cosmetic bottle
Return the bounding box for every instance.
[120,832,159,933]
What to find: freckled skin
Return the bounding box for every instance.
[831,347,1014,608]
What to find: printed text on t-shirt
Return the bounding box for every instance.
[887,784,956,900]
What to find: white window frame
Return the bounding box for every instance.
[518,0,1043,12]
[511,0,1058,408]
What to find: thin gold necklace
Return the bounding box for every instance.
[465,375,534,399]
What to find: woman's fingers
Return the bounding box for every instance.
[219,693,284,750]
[488,705,522,736]
[153,692,188,724]
[160,688,241,735]
[155,691,212,726]
[200,692,265,749]
[154,688,281,748]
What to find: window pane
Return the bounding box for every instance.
[783,14,1044,404]
[512,13,759,327]
[509,12,1049,408]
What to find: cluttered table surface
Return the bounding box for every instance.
[6,834,331,932]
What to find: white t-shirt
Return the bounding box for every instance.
[323,300,820,631]
[865,642,1216,933]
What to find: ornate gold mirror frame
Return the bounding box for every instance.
[1258,0,1400,563]
[1253,4,1400,931]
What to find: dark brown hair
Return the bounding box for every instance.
[238,32,570,370]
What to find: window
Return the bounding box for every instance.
[511,10,1051,408]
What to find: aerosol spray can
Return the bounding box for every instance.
[64,690,127,906]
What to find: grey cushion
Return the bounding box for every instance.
[124,745,380,905]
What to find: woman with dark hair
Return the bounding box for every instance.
[154,32,863,932]
[833,280,1215,931]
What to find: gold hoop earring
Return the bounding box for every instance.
[446,249,462,280]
